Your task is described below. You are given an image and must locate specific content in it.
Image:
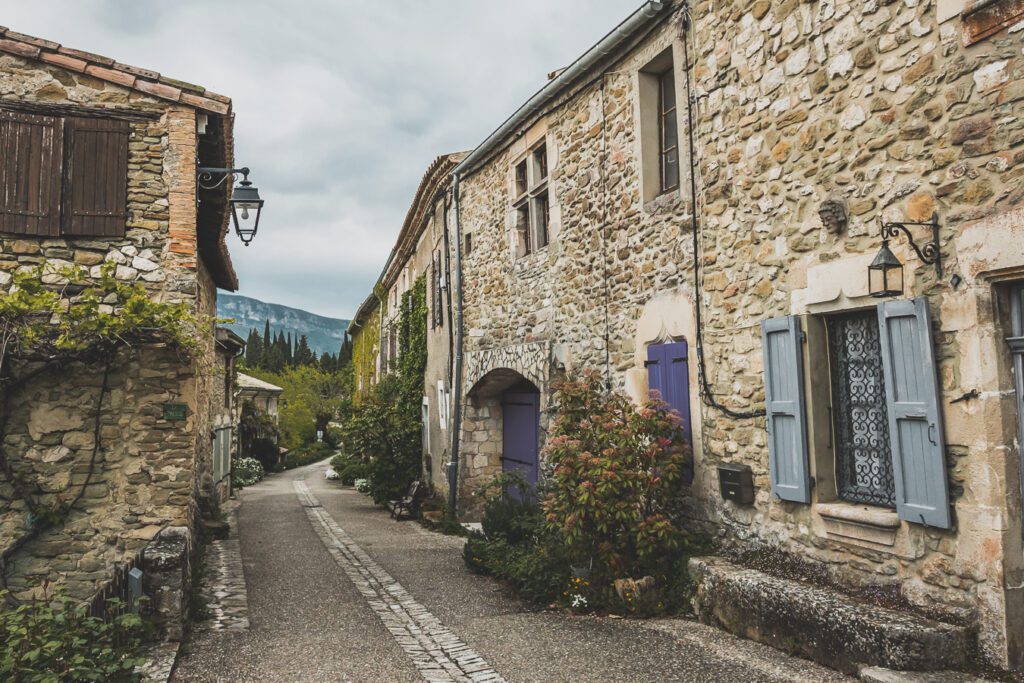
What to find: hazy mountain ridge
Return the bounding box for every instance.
[217,293,349,357]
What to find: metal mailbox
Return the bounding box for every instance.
[718,462,754,505]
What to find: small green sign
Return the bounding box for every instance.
[162,402,188,421]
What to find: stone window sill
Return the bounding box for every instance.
[815,502,900,548]
[642,189,681,215]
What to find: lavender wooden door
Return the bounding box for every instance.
[502,390,540,496]
[646,341,693,482]
[645,341,692,443]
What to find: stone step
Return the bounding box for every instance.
[859,666,996,682]
[688,556,972,675]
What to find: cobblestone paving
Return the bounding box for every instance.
[295,480,504,683]
[195,505,250,632]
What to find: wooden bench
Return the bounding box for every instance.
[389,480,426,520]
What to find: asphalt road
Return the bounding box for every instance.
[171,460,852,683]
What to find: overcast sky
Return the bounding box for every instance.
[1,0,636,319]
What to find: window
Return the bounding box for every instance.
[762,299,953,529]
[511,141,550,257]
[658,69,680,194]
[826,311,895,507]
[0,111,130,238]
[639,49,680,203]
[431,250,444,329]
[1008,284,1024,535]
[464,232,472,255]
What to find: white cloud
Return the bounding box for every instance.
[1,0,636,318]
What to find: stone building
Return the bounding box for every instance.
[348,293,381,401]
[433,0,1024,672]
[212,328,245,503]
[380,154,464,493]
[0,29,241,605]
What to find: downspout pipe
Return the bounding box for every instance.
[452,0,667,179]
[446,173,465,520]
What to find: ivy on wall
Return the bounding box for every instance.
[342,275,428,504]
[350,300,381,405]
[0,263,203,600]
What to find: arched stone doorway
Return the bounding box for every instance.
[461,369,542,515]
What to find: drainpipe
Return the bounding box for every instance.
[446,173,465,520]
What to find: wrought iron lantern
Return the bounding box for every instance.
[198,166,265,246]
[868,239,904,298]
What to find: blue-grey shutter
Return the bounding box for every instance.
[877,297,951,529]
[761,315,811,503]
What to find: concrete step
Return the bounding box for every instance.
[859,666,996,682]
[688,556,972,675]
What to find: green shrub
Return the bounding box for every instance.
[339,462,371,486]
[463,373,707,615]
[231,457,264,489]
[541,371,698,613]
[329,452,348,472]
[250,438,279,473]
[0,589,146,682]
[324,427,343,449]
[282,442,332,470]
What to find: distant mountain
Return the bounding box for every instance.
[217,293,349,357]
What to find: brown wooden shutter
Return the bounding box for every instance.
[0,110,63,237]
[62,117,130,237]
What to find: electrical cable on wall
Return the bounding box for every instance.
[680,2,766,420]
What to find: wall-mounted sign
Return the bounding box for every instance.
[162,402,189,421]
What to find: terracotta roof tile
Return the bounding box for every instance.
[0,26,231,114]
[57,45,115,66]
[84,64,136,88]
[134,79,181,101]
[113,62,159,80]
[0,38,40,59]
[180,92,230,116]
[158,75,205,94]
[38,52,88,73]
[4,31,59,50]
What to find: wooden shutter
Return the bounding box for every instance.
[0,111,63,237]
[62,117,130,237]
[761,315,811,503]
[878,297,952,529]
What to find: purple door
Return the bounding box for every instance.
[502,390,540,497]
[646,341,693,482]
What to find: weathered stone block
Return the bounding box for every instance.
[688,557,971,674]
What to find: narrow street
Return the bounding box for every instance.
[171,459,851,683]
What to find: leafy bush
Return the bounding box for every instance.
[324,427,343,449]
[463,475,570,604]
[250,438,279,473]
[542,372,697,612]
[231,457,264,489]
[354,478,371,493]
[339,277,427,505]
[282,442,333,470]
[463,373,706,615]
[0,589,145,682]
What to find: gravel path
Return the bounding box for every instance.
[171,460,852,682]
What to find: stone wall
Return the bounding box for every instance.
[0,54,222,602]
[688,0,1024,667]
[454,0,1024,668]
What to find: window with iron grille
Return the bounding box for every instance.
[826,310,896,508]
[0,110,130,238]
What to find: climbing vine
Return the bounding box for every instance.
[342,276,428,504]
[0,263,203,599]
[349,299,380,405]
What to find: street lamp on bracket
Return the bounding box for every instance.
[197,166,265,246]
[868,213,941,298]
